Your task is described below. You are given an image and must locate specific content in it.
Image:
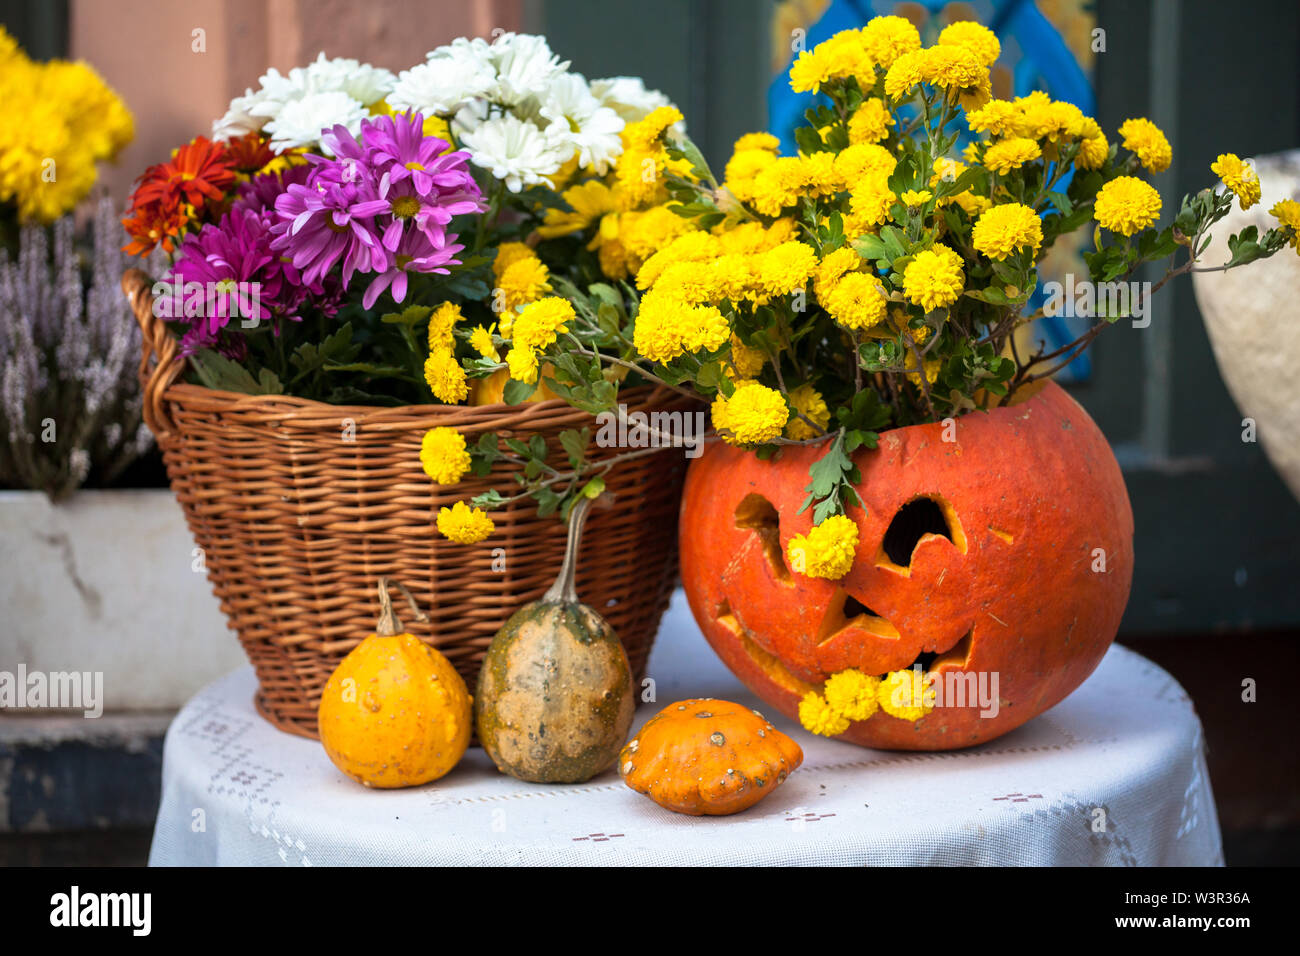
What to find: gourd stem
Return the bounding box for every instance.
[543,495,592,605]
[376,577,428,636]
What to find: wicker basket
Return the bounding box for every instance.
[122,269,695,739]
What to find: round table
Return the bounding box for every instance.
[148,591,1223,866]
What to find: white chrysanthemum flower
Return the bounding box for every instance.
[302,52,394,105]
[590,76,675,124]
[390,56,496,116]
[263,91,369,153]
[457,110,573,192]
[213,89,265,141]
[487,32,569,106]
[539,73,625,174]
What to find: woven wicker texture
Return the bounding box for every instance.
[122,268,693,739]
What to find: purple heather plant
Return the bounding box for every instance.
[0,197,154,500]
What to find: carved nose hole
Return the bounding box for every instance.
[882,497,952,566]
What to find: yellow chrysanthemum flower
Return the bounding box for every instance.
[814,246,863,299]
[623,105,684,152]
[847,97,895,145]
[822,270,889,330]
[734,131,780,152]
[834,142,897,186]
[1118,117,1172,174]
[511,297,574,352]
[728,333,767,379]
[900,189,933,207]
[505,346,540,384]
[424,348,469,404]
[785,383,831,440]
[1076,119,1110,171]
[982,136,1041,175]
[824,669,881,721]
[723,147,778,203]
[749,156,813,217]
[757,240,818,296]
[787,513,860,580]
[1210,153,1261,211]
[877,668,936,721]
[789,28,875,93]
[903,244,965,312]
[860,14,922,68]
[636,230,719,290]
[799,691,851,737]
[427,300,461,348]
[1093,175,1162,236]
[634,292,730,364]
[537,179,617,238]
[711,381,789,445]
[419,427,472,485]
[436,501,495,544]
[497,254,552,310]
[847,173,897,229]
[620,203,697,262]
[972,202,1044,260]
[937,20,1001,67]
[966,98,1018,137]
[468,325,499,362]
[1270,199,1300,252]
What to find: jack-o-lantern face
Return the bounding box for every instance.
[680,382,1134,751]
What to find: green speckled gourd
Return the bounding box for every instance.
[475,496,636,783]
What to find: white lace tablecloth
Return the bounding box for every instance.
[149,591,1222,866]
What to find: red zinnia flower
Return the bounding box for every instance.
[130,137,236,212]
[223,131,277,173]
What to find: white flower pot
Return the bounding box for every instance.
[1192,149,1300,502]
[0,489,243,711]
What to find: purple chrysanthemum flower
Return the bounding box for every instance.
[362,229,467,310]
[233,165,312,218]
[270,150,390,289]
[269,112,484,310]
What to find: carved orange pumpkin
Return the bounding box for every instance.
[679,382,1133,750]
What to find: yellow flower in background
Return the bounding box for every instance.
[877,668,936,721]
[0,28,133,222]
[903,244,965,312]
[619,203,696,261]
[937,20,1001,67]
[1270,199,1300,252]
[419,427,472,484]
[734,131,780,152]
[1118,117,1172,173]
[536,179,616,238]
[724,147,778,204]
[437,501,495,544]
[799,691,851,737]
[847,97,895,145]
[711,380,789,444]
[1093,175,1162,235]
[636,230,718,290]
[789,28,874,93]
[900,189,933,207]
[972,202,1043,259]
[785,383,830,440]
[982,137,1041,175]
[824,669,881,721]
[787,513,859,580]
[859,14,921,68]
[1211,153,1261,210]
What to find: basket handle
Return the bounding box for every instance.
[122,267,183,440]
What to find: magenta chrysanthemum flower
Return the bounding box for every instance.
[167,207,294,353]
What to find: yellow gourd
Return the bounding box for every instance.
[318,578,471,788]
